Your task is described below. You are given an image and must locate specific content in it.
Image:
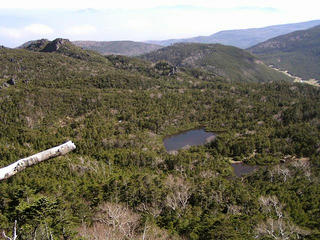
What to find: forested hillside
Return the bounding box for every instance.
[249,25,320,80]
[0,40,319,240]
[141,43,292,82]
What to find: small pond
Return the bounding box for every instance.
[231,163,258,177]
[163,128,216,152]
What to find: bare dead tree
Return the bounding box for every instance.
[0,141,76,181]
[256,195,309,239]
[255,218,308,240]
[136,202,161,218]
[2,220,17,240]
[91,203,140,239]
[165,175,191,211]
[259,195,283,218]
[291,160,312,181]
[269,166,291,183]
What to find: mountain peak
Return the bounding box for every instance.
[41,38,72,53]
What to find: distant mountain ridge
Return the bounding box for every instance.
[141,43,292,83]
[147,20,320,48]
[73,40,163,56]
[248,25,320,80]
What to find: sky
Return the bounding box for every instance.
[0,0,319,47]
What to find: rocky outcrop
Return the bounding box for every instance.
[41,38,70,52]
[7,78,16,85]
[19,38,71,53]
[19,38,107,63]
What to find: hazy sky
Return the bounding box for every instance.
[0,0,319,47]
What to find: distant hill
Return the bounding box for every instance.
[248,25,320,80]
[141,43,292,82]
[18,39,50,51]
[147,20,320,48]
[73,40,163,56]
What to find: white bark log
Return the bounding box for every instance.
[0,141,76,181]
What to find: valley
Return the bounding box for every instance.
[0,36,319,240]
[270,65,320,87]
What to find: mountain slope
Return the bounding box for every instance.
[0,43,212,91]
[141,43,292,82]
[18,39,50,51]
[147,20,320,48]
[0,40,320,239]
[73,40,163,56]
[248,25,320,80]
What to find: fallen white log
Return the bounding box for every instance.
[0,141,76,181]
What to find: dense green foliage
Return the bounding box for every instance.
[249,25,320,80]
[0,42,319,239]
[141,43,292,82]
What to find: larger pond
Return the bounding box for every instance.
[163,128,216,152]
[163,128,257,177]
